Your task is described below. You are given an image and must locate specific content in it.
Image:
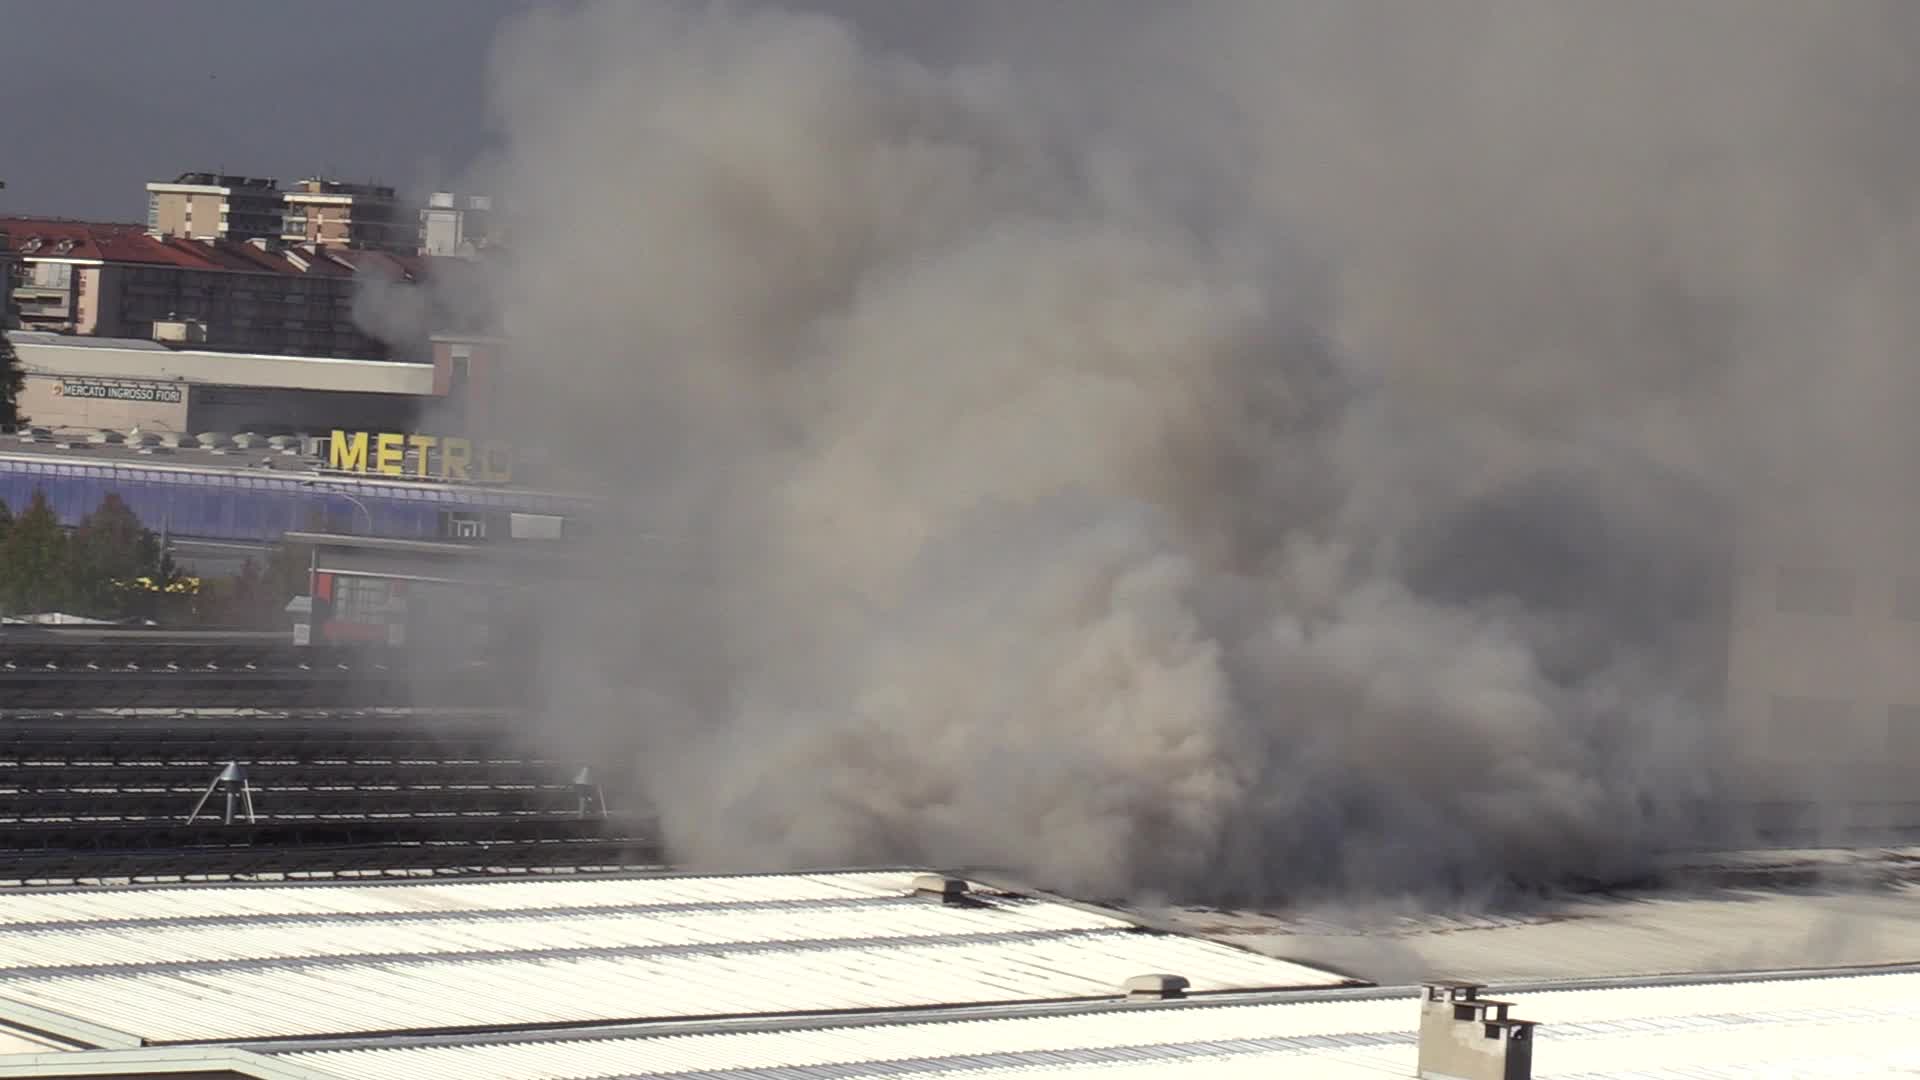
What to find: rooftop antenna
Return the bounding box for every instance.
[187,762,257,825]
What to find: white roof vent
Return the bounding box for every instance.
[912,874,971,902]
[1123,974,1190,1001]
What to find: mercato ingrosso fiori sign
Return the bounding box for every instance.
[327,430,515,483]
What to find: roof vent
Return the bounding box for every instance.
[912,874,971,902]
[1123,974,1190,1001]
[1419,981,1535,1080]
[186,762,257,825]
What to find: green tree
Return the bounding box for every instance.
[0,325,22,432]
[258,535,314,626]
[0,489,67,616]
[67,493,168,618]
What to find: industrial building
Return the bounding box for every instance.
[0,325,549,558]
[11,332,432,435]
[0,447,587,550]
[0,868,1908,1077]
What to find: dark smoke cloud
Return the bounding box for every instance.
[460,1,1920,901]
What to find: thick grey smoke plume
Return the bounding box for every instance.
[471,1,1920,901]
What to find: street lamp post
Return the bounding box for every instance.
[299,480,373,535]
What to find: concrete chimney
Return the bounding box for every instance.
[1417,981,1534,1080]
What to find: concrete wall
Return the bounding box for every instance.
[187,385,421,435]
[75,266,110,335]
[150,192,192,238]
[188,194,225,238]
[17,373,190,433]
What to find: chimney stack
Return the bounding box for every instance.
[1417,981,1534,1080]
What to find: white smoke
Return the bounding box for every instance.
[464,1,1920,901]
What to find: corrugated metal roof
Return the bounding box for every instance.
[0,872,919,925]
[1149,877,1920,985]
[0,872,1346,1044]
[274,969,1920,1079]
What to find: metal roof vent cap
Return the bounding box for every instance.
[1124,974,1190,1001]
[912,874,971,902]
[187,762,257,826]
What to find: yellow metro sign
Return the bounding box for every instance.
[328,430,514,483]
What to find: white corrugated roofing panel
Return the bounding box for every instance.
[0,935,1336,1042]
[1150,876,1920,985]
[0,871,920,926]
[0,896,1131,969]
[0,871,1345,1043]
[276,970,1920,1080]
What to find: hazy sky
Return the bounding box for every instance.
[0,0,550,220]
[0,0,1128,222]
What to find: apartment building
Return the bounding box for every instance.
[146,173,284,242]
[419,192,493,256]
[1,218,428,358]
[282,179,416,253]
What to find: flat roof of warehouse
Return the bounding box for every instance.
[258,967,1920,1079]
[1137,847,1920,986]
[7,966,1918,1079]
[10,333,433,397]
[0,870,1354,1048]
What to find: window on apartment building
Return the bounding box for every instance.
[449,344,472,393]
[1775,566,1855,615]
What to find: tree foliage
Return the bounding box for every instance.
[0,490,70,615]
[66,493,164,615]
[0,489,314,625]
[0,324,22,432]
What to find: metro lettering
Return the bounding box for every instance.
[327,429,509,483]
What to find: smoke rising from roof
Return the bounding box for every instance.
[470,1,1920,901]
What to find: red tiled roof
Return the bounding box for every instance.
[0,217,145,261]
[1,218,458,284]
